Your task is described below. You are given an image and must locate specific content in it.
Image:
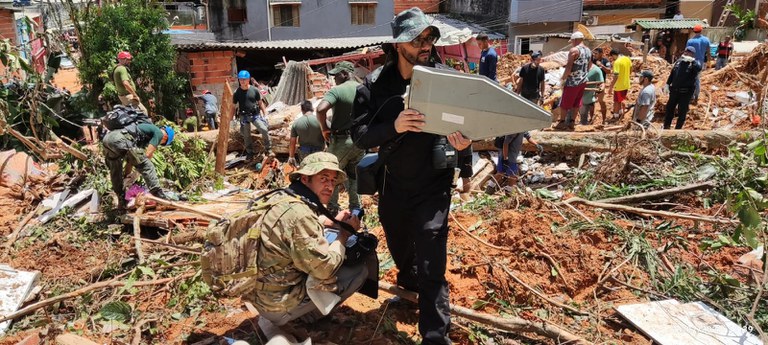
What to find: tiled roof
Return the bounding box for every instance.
[631,19,708,30]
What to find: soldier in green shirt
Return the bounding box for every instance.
[102,122,175,210]
[288,100,325,165]
[250,152,367,328]
[316,61,365,213]
[113,51,148,114]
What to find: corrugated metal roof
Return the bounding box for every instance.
[171,16,504,51]
[632,19,708,30]
[174,36,391,51]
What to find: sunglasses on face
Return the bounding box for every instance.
[410,35,438,49]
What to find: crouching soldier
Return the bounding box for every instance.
[253,152,372,328]
[102,122,175,210]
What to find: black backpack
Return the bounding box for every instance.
[102,105,152,141]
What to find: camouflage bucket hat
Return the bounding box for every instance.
[390,7,441,43]
[329,61,355,75]
[289,152,348,184]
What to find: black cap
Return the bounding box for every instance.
[638,70,654,79]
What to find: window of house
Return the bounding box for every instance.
[272,4,300,27]
[350,3,375,25]
[228,7,247,23]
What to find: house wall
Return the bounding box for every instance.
[395,0,440,14]
[443,0,506,18]
[711,0,756,26]
[209,0,392,41]
[508,22,573,54]
[584,0,662,6]
[509,0,582,23]
[185,50,235,89]
[0,9,17,45]
[679,0,712,23]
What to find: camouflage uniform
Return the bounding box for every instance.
[102,125,162,200]
[250,152,367,326]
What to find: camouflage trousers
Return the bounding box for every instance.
[258,262,367,326]
[328,134,364,211]
[102,130,161,198]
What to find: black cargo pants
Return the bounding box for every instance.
[378,178,452,345]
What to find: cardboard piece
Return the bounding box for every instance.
[616,299,763,345]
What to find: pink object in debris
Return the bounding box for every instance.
[125,184,146,201]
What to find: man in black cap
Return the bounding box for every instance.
[351,7,472,345]
[664,46,701,129]
[516,51,545,104]
[631,70,656,129]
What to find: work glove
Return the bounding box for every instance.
[306,275,338,292]
[662,85,670,95]
[287,157,297,166]
[536,144,544,156]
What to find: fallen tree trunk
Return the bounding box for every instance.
[379,282,591,344]
[185,129,291,155]
[560,197,737,225]
[594,181,715,204]
[472,130,762,155]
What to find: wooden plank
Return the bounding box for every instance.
[55,333,101,345]
[216,81,235,174]
[120,214,171,229]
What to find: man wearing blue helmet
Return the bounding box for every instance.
[102,122,174,210]
[233,70,269,160]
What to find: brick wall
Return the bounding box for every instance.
[394,0,440,14]
[0,10,17,45]
[584,0,661,7]
[186,50,235,88]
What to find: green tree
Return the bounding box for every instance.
[73,0,187,118]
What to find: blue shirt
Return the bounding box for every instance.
[200,94,219,114]
[479,47,498,81]
[686,34,711,64]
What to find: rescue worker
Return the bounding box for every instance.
[664,46,702,129]
[251,152,366,327]
[113,51,148,114]
[288,100,325,165]
[233,70,270,160]
[316,61,364,213]
[194,89,220,130]
[102,122,174,210]
[352,8,472,345]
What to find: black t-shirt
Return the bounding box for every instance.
[518,63,545,97]
[351,63,453,193]
[232,86,261,114]
[592,57,610,80]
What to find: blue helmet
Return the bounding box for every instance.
[163,126,175,146]
[237,70,251,79]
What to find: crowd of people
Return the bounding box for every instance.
[97,9,732,345]
[508,24,723,132]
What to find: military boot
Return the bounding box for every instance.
[149,187,169,200]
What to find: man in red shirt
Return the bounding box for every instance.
[715,36,733,70]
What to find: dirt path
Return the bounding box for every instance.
[52,68,81,93]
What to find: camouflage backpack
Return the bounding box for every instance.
[200,191,302,297]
